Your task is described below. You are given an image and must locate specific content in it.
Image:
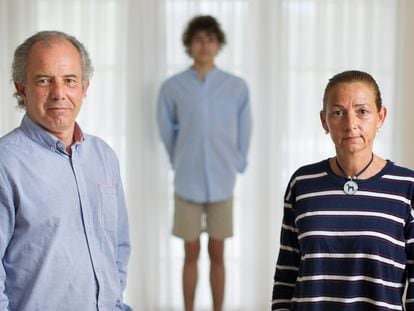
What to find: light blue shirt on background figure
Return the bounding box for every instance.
[157,67,252,203]
[0,115,131,311]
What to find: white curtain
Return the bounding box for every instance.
[1,0,413,310]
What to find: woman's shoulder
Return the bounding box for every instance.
[293,159,329,176]
[383,160,414,179]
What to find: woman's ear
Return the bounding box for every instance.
[377,106,387,129]
[320,110,329,134]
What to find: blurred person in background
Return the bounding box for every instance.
[157,15,252,311]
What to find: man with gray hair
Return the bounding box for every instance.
[0,31,132,310]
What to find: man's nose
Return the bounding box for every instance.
[50,80,66,100]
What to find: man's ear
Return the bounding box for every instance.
[14,82,26,98]
[82,80,89,97]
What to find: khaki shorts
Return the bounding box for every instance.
[172,194,233,241]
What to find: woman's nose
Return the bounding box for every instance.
[345,112,358,130]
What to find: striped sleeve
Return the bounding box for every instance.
[272,176,300,310]
[405,188,414,310]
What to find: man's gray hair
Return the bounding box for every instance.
[12,30,94,109]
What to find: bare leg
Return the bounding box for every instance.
[183,239,200,311]
[208,238,225,311]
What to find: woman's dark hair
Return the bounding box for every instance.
[322,70,382,112]
[182,15,226,56]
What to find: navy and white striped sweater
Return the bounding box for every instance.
[272,159,414,311]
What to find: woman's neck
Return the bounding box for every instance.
[332,151,386,180]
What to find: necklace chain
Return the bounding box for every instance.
[335,153,374,180]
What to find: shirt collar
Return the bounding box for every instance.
[188,66,219,80]
[73,123,84,145]
[20,113,85,154]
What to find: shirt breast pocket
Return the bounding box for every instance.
[98,184,118,232]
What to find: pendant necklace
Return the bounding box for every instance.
[335,153,374,195]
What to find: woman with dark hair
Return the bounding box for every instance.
[272,70,414,310]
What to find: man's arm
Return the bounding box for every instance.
[157,84,178,166]
[237,81,252,173]
[114,161,131,310]
[0,171,13,310]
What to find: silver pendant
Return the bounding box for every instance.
[343,180,358,195]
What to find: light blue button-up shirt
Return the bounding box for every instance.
[0,115,131,311]
[157,67,252,203]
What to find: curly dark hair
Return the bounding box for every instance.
[182,15,226,56]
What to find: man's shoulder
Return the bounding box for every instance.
[163,69,191,84]
[0,128,30,172]
[216,68,246,83]
[83,132,108,144]
[215,68,248,92]
[83,133,118,160]
[0,127,26,151]
[83,133,112,150]
[159,69,194,97]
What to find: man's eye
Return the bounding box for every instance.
[65,79,77,86]
[333,110,343,117]
[36,79,50,86]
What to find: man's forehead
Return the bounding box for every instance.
[193,31,216,38]
[28,38,80,58]
[25,38,83,79]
